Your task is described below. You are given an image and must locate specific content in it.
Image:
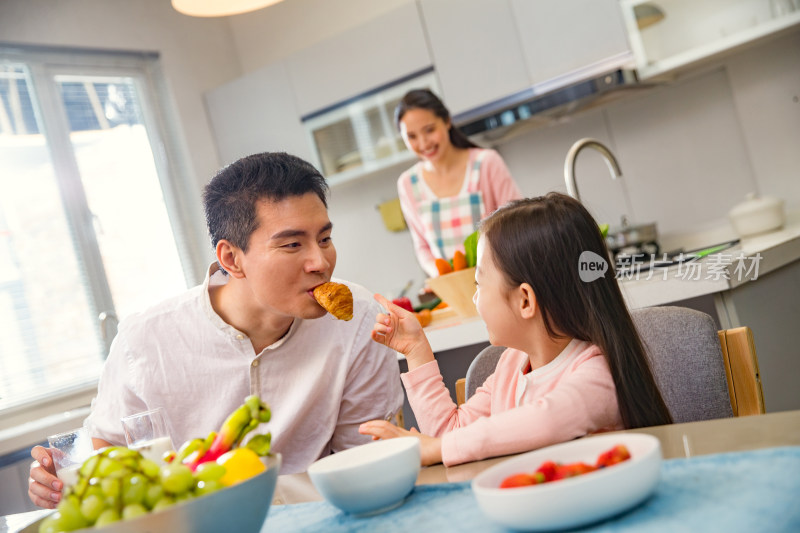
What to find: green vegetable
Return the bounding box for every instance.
[413,297,442,312]
[463,230,479,268]
[599,224,609,238]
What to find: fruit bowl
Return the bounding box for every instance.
[22,454,281,533]
[472,434,661,531]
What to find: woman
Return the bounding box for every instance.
[395,89,522,278]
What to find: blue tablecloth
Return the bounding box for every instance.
[262,446,800,532]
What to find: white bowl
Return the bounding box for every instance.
[472,434,661,531]
[22,454,281,533]
[307,437,421,516]
[728,193,785,237]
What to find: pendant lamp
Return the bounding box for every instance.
[172,0,284,17]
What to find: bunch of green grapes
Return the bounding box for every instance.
[39,447,226,533]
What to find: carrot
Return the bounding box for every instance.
[453,250,468,271]
[435,258,453,275]
[415,309,432,327]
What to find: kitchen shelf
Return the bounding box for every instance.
[620,0,800,79]
[301,69,439,187]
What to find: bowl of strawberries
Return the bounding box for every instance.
[471,433,662,531]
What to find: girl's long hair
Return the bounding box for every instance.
[395,89,480,150]
[480,193,673,429]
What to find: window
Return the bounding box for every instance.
[0,47,206,416]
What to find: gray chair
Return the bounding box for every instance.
[631,306,733,423]
[464,344,505,401]
[456,306,741,424]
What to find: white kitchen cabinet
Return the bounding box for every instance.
[204,61,312,166]
[285,2,432,117]
[417,0,532,116]
[302,70,439,186]
[620,0,800,79]
[509,0,633,84]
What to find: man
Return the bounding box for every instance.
[29,152,403,508]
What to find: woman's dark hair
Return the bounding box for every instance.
[480,193,673,429]
[395,89,480,150]
[203,152,328,257]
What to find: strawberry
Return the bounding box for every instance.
[392,297,414,313]
[535,460,560,482]
[595,444,631,469]
[556,462,596,479]
[499,473,538,489]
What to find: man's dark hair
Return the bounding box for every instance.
[203,152,328,255]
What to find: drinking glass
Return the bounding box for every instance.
[47,427,94,489]
[121,407,175,464]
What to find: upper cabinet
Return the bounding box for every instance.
[302,70,439,186]
[286,2,432,117]
[509,0,632,84]
[417,0,532,116]
[419,0,634,119]
[620,0,800,79]
[204,61,312,166]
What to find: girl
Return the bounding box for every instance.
[395,88,522,278]
[361,193,672,467]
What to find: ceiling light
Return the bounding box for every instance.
[172,0,284,17]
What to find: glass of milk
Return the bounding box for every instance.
[121,407,175,464]
[47,427,94,489]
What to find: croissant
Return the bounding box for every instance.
[313,282,353,321]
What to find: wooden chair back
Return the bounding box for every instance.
[718,326,766,416]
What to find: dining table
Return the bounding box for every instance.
[3,410,799,533]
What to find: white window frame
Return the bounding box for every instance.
[0,45,207,448]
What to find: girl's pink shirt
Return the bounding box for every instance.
[401,340,623,466]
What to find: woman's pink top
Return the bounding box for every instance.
[401,339,623,466]
[397,148,521,278]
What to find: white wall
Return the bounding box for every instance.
[226,0,415,72]
[0,0,242,194]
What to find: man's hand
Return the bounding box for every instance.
[358,419,443,466]
[28,446,61,509]
[28,437,111,508]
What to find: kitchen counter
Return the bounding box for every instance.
[619,210,800,309]
[422,312,488,354]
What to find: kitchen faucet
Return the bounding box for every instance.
[563,138,623,202]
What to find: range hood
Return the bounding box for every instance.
[452,53,656,145]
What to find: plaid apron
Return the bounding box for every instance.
[409,151,486,261]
